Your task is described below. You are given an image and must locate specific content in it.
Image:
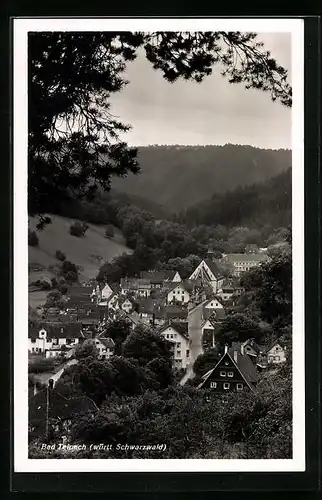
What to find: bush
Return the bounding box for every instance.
[61,260,78,283]
[104,225,115,238]
[28,230,39,247]
[69,221,89,237]
[55,250,66,261]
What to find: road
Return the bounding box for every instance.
[180,300,206,385]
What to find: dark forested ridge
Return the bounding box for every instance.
[178,168,292,229]
[111,144,291,212]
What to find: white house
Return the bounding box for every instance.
[28,326,84,354]
[266,342,287,364]
[221,253,270,277]
[159,323,190,369]
[166,283,191,305]
[120,298,133,313]
[189,259,224,293]
[203,297,224,311]
[94,337,115,360]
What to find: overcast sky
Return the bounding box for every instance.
[110,33,291,150]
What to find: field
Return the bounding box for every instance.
[28,215,131,306]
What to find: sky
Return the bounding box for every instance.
[110,33,292,150]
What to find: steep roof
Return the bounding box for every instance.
[198,344,258,390]
[164,305,188,320]
[158,321,189,340]
[29,324,84,339]
[140,270,176,282]
[97,337,115,349]
[223,253,270,263]
[228,344,258,385]
[203,258,223,278]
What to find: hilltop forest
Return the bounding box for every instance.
[111,145,291,212]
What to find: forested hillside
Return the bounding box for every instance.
[111,145,291,212]
[178,168,291,229]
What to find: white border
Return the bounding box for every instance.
[14,18,305,473]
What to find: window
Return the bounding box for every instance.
[31,347,34,352]
[275,356,280,361]
[236,383,243,391]
[186,350,190,357]
[222,395,229,404]
[224,361,229,366]
[220,371,226,377]
[268,356,274,362]
[228,371,233,377]
[210,381,217,388]
[223,383,230,390]
[31,338,36,343]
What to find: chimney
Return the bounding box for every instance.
[33,382,37,396]
[234,350,238,363]
[224,344,228,354]
[240,343,245,356]
[48,378,54,391]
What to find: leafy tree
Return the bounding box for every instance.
[45,289,64,309]
[216,313,263,346]
[55,249,66,261]
[193,346,223,379]
[29,32,291,227]
[75,339,99,360]
[69,221,89,237]
[241,251,292,328]
[28,229,39,247]
[103,319,132,355]
[61,260,79,283]
[122,326,172,366]
[146,357,174,389]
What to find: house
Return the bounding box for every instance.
[221,253,270,277]
[197,343,258,393]
[28,325,84,354]
[140,270,182,285]
[93,336,115,360]
[189,258,224,293]
[201,309,226,348]
[158,322,190,369]
[266,341,287,365]
[217,279,235,302]
[120,278,152,298]
[203,297,224,311]
[166,281,192,305]
[29,382,98,439]
[165,305,188,323]
[119,297,133,313]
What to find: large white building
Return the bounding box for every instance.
[159,323,190,369]
[221,253,270,277]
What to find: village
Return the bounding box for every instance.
[28,246,287,406]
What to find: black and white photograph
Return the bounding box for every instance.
[13,18,305,472]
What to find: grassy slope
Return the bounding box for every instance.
[29,214,131,285]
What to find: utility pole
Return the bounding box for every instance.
[45,384,49,441]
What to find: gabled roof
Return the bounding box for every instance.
[158,321,189,340]
[164,305,188,320]
[29,324,84,339]
[139,270,176,282]
[265,338,286,353]
[97,337,115,349]
[203,258,223,278]
[198,344,258,390]
[167,279,194,293]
